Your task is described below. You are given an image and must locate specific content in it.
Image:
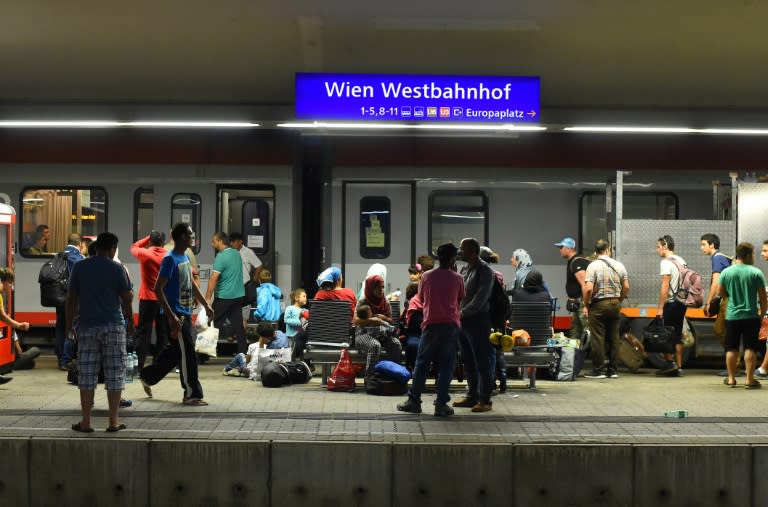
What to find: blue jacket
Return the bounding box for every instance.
[254,282,282,321]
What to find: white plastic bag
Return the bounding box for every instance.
[195,326,219,357]
[196,307,209,330]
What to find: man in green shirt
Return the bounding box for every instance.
[719,242,768,389]
[205,231,247,353]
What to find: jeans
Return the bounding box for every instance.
[459,312,494,404]
[408,323,460,406]
[225,353,248,374]
[55,305,73,366]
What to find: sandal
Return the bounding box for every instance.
[71,422,94,433]
[723,378,737,387]
[746,380,762,389]
[182,398,208,406]
[106,423,127,432]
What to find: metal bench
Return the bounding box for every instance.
[502,300,560,388]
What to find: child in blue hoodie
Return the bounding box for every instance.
[253,269,282,322]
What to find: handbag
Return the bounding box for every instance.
[566,299,580,313]
[327,349,356,392]
[194,326,219,357]
[760,317,768,341]
[642,317,675,353]
[713,296,727,343]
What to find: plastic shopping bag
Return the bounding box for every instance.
[254,347,292,381]
[195,326,219,357]
[327,348,356,392]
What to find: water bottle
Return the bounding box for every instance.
[522,367,530,387]
[663,409,688,418]
[132,352,139,380]
[125,353,135,383]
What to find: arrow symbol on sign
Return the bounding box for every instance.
[527,111,537,118]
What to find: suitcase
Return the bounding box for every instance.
[617,332,645,372]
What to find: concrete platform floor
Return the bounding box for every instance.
[2,354,767,444]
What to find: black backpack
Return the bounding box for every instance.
[365,370,408,396]
[488,277,511,331]
[38,252,71,307]
[260,361,289,388]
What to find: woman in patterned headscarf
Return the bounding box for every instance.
[510,248,535,292]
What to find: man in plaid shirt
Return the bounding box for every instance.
[582,239,630,379]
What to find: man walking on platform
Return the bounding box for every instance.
[397,243,465,417]
[54,233,84,371]
[140,223,214,406]
[582,239,629,379]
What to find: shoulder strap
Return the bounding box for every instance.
[598,258,622,282]
[714,251,733,262]
[569,256,587,275]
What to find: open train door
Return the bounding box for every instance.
[342,182,415,298]
[0,203,16,373]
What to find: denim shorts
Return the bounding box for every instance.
[77,324,127,391]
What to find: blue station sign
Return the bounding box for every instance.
[295,72,540,122]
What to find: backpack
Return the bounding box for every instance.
[365,370,409,396]
[667,257,703,308]
[488,277,511,331]
[38,252,71,307]
[260,361,290,388]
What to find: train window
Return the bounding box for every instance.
[579,191,678,254]
[134,188,154,242]
[20,187,107,257]
[428,191,488,255]
[171,193,202,254]
[359,196,391,259]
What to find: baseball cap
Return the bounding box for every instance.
[554,237,576,249]
[436,242,459,258]
[316,267,342,287]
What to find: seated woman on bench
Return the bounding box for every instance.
[354,303,402,373]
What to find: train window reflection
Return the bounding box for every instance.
[428,191,488,255]
[134,187,154,242]
[20,187,107,258]
[171,193,202,254]
[359,196,391,259]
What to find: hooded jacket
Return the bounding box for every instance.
[254,282,283,321]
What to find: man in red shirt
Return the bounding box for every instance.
[130,231,169,371]
[398,243,465,417]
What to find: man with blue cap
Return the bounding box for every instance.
[556,237,589,340]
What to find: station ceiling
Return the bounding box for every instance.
[1,1,766,122]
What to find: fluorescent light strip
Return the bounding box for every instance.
[700,128,768,135]
[277,121,545,131]
[564,126,696,134]
[0,120,259,128]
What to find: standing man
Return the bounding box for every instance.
[398,243,465,417]
[140,223,214,406]
[66,232,134,433]
[229,232,263,306]
[655,235,687,377]
[719,242,767,388]
[205,231,247,354]
[55,232,85,371]
[555,236,590,340]
[700,234,732,317]
[754,240,768,378]
[453,237,495,413]
[582,239,630,379]
[130,230,168,371]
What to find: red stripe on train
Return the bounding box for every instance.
[16,312,140,327]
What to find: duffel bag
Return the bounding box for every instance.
[373,360,411,384]
[642,317,676,353]
[365,370,408,396]
[284,361,313,384]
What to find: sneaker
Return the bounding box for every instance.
[119,398,133,408]
[434,404,454,417]
[0,375,12,385]
[471,402,493,413]
[452,397,478,408]
[585,370,607,379]
[140,378,153,398]
[223,368,241,377]
[677,369,684,377]
[397,399,422,414]
[755,369,768,379]
[607,369,619,379]
[656,364,680,377]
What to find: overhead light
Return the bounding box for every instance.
[564,126,696,134]
[277,121,545,131]
[700,128,768,135]
[0,120,259,128]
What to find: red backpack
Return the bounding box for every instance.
[668,257,703,308]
